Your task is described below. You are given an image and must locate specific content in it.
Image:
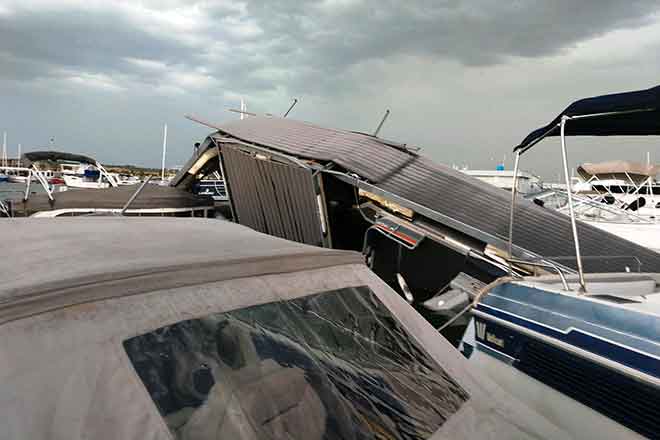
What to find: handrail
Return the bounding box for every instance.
[508,258,571,291]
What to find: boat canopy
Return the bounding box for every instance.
[21,150,98,167]
[577,160,660,180]
[515,84,660,153]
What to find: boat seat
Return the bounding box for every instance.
[178,321,337,440]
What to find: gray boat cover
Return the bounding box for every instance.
[577,161,659,179]
[21,150,98,167]
[0,218,570,440]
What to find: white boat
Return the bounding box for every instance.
[531,189,660,253]
[62,174,113,189]
[573,160,660,218]
[459,84,660,439]
[461,168,543,195]
[113,173,140,186]
[0,217,574,440]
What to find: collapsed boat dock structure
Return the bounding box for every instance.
[174,116,660,314]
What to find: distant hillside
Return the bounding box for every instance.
[104,164,178,178]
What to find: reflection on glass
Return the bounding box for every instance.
[124,286,468,439]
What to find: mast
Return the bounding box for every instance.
[2,131,6,168]
[17,143,21,167]
[161,124,168,181]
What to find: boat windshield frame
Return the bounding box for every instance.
[508,109,658,293]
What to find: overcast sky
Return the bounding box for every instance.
[1,1,660,179]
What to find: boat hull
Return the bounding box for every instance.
[462,281,660,438]
[467,346,644,439]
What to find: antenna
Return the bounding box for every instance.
[161,124,168,181]
[373,109,390,137]
[283,98,298,118]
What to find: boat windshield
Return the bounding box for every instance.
[123,285,469,440]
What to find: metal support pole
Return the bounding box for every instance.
[560,116,587,292]
[121,176,151,215]
[507,151,521,273]
[161,124,168,181]
[24,170,31,201]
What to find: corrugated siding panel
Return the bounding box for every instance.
[210,118,660,272]
[222,145,323,246]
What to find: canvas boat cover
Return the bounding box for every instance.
[21,150,98,167]
[0,218,570,439]
[6,184,213,216]
[577,161,660,179]
[179,116,660,272]
[516,84,660,151]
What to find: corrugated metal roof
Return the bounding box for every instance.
[207,116,660,272]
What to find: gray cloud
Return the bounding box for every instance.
[0,1,659,172]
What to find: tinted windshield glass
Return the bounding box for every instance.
[124,286,468,439]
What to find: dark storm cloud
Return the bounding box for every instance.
[1,1,658,93]
[241,0,660,71]
[0,6,196,82]
[1,1,659,170]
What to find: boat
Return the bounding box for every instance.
[192,172,228,201]
[460,84,660,439]
[31,151,121,189]
[3,184,215,217]
[0,173,8,183]
[112,173,140,186]
[461,168,543,195]
[530,188,660,253]
[0,217,572,439]
[572,160,660,218]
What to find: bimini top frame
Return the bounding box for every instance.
[508,84,660,293]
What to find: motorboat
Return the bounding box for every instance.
[192,172,228,201]
[573,160,660,218]
[2,183,215,218]
[531,189,660,253]
[0,218,572,439]
[0,174,8,183]
[43,152,120,189]
[112,173,140,186]
[461,168,543,195]
[460,84,660,439]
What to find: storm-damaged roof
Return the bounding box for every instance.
[176,116,660,272]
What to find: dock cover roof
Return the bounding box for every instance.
[200,116,660,272]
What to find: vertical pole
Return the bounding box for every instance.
[560,116,586,292]
[17,143,21,168]
[161,124,168,181]
[24,170,31,201]
[507,151,521,272]
[2,131,6,168]
[240,98,245,120]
